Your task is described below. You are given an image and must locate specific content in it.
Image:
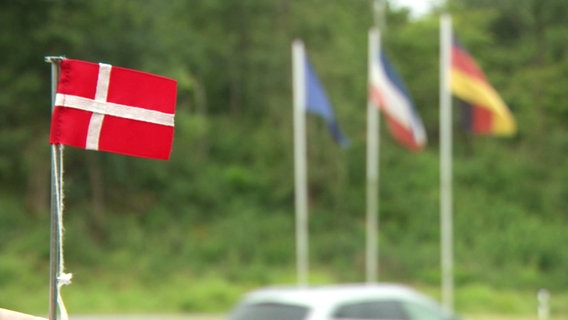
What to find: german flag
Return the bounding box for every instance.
[451,37,516,135]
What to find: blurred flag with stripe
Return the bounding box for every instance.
[451,37,516,135]
[369,42,427,151]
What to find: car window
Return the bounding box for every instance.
[332,300,410,319]
[227,302,309,320]
[402,300,454,320]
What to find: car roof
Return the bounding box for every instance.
[238,283,441,309]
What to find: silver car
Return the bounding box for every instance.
[226,283,461,320]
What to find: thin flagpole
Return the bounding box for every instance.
[292,40,309,286]
[45,56,64,320]
[439,14,454,311]
[366,28,380,283]
[366,0,385,284]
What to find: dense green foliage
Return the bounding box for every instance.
[1,0,568,316]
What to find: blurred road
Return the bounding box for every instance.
[71,315,224,320]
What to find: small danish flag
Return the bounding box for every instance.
[49,59,177,160]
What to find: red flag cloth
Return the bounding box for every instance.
[49,59,177,160]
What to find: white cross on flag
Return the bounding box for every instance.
[49,59,177,160]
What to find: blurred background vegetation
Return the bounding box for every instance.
[1,0,568,317]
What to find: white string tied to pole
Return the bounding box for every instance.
[46,56,71,320]
[51,143,72,320]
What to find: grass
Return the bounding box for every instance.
[2,197,567,319]
[3,267,568,320]
[453,283,568,319]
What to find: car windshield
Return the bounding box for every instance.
[227,302,309,320]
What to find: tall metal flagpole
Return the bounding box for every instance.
[366,0,385,284]
[439,14,454,311]
[46,56,64,320]
[292,40,309,286]
[365,29,379,284]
